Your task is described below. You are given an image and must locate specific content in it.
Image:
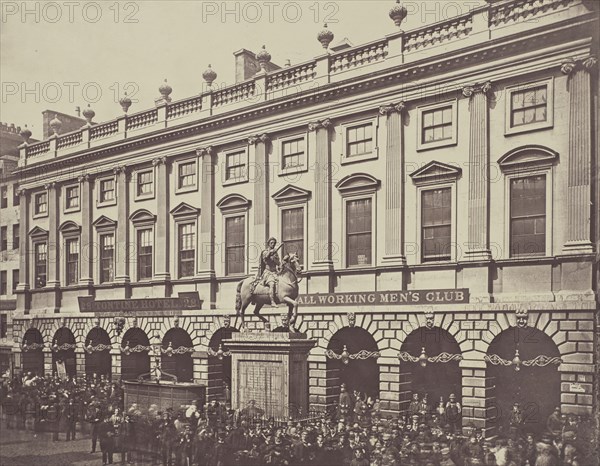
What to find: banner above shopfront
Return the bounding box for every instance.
[296,289,469,306]
[79,292,203,313]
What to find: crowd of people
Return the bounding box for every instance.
[0,374,596,466]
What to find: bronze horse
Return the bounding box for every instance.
[235,253,302,331]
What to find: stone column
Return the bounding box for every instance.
[16,189,30,312]
[197,147,217,308]
[462,82,492,261]
[380,102,407,265]
[309,119,333,270]
[249,134,271,263]
[45,182,60,288]
[153,157,170,283]
[114,166,130,286]
[561,56,597,254]
[79,175,93,286]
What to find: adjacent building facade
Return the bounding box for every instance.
[9,0,599,437]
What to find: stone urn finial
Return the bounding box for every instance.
[389,0,408,27]
[317,23,334,49]
[20,125,32,143]
[119,92,132,114]
[202,64,217,87]
[256,45,272,72]
[49,114,62,135]
[82,104,95,125]
[159,79,173,103]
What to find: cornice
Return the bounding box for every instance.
[16,16,595,178]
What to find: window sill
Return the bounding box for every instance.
[33,212,48,219]
[175,185,198,195]
[340,151,378,165]
[97,200,116,208]
[416,139,457,152]
[223,177,248,187]
[505,122,553,136]
[279,165,308,177]
[64,206,80,214]
[134,193,155,202]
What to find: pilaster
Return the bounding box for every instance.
[153,156,171,284]
[16,188,30,312]
[560,56,597,254]
[45,182,60,288]
[249,134,271,258]
[114,166,131,289]
[197,147,217,309]
[79,175,93,286]
[463,82,492,261]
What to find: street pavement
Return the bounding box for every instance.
[0,428,104,466]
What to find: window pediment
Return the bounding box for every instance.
[335,173,380,196]
[410,161,462,185]
[217,194,251,213]
[498,145,558,171]
[170,202,200,218]
[58,221,81,234]
[93,216,117,229]
[29,226,48,238]
[272,185,311,205]
[129,209,157,224]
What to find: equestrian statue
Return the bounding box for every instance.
[234,237,303,331]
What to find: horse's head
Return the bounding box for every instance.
[282,253,303,274]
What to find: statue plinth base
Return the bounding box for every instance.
[225,332,316,420]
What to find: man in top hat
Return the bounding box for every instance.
[445,394,461,433]
[546,406,562,438]
[408,393,420,418]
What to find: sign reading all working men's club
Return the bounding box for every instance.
[78,292,203,313]
[296,289,469,306]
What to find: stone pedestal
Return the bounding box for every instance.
[225,332,316,420]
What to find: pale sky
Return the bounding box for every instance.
[1,0,486,140]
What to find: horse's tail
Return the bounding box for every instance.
[235,280,244,312]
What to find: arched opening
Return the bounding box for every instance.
[207,326,239,402]
[487,327,560,436]
[326,327,380,404]
[51,327,76,378]
[120,328,151,381]
[84,327,112,379]
[399,327,462,415]
[22,329,44,376]
[161,328,194,383]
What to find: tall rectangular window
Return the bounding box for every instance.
[0,187,7,209]
[422,106,453,144]
[346,199,372,267]
[0,271,6,295]
[178,162,196,189]
[282,208,304,264]
[35,242,47,288]
[0,314,6,338]
[100,234,115,283]
[346,123,373,157]
[65,185,80,209]
[65,238,79,285]
[35,192,47,215]
[0,226,6,252]
[178,223,195,278]
[225,216,245,275]
[282,138,305,170]
[510,175,546,257]
[137,229,153,280]
[137,170,153,196]
[421,188,452,262]
[13,185,19,206]
[511,85,547,128]
[100,179,115,203]
[225,151,246,181]
[12,269,19,292]
[12,224,19,249]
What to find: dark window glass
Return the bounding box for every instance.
[12,224,19,249]
[282,208,304,264]
[100,234,115,283]
[0,271,6,296]
[137,171,153,196]
[0,226,6,252]
[225,216,245,275]
[178,162,196,189]
[137,229,153,280]
[511,85,547,127]
[282,138,305,169]
[422,106,453,144]
[421,188,452,262]
[13,185,19,206]
[178,223,195,278]
[100,179,115,202]
[226,151,246,181]
[346,199,372,267]
[65,238,79,285]
[346,123,373,157]
[510,175,546,257]
[12,269,19,292]
[35,192,47,215]
[35,242,47,288]
[0,187,7,209]
[66,186,80,209]
[0,314,6,338]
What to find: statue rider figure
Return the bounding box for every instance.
[257,237,282,307]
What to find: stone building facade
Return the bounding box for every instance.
[9,0,599,437]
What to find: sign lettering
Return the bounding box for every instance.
[78,292,203,313]
[296,289,469,307]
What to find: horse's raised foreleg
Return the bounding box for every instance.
[282,297,299,332]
